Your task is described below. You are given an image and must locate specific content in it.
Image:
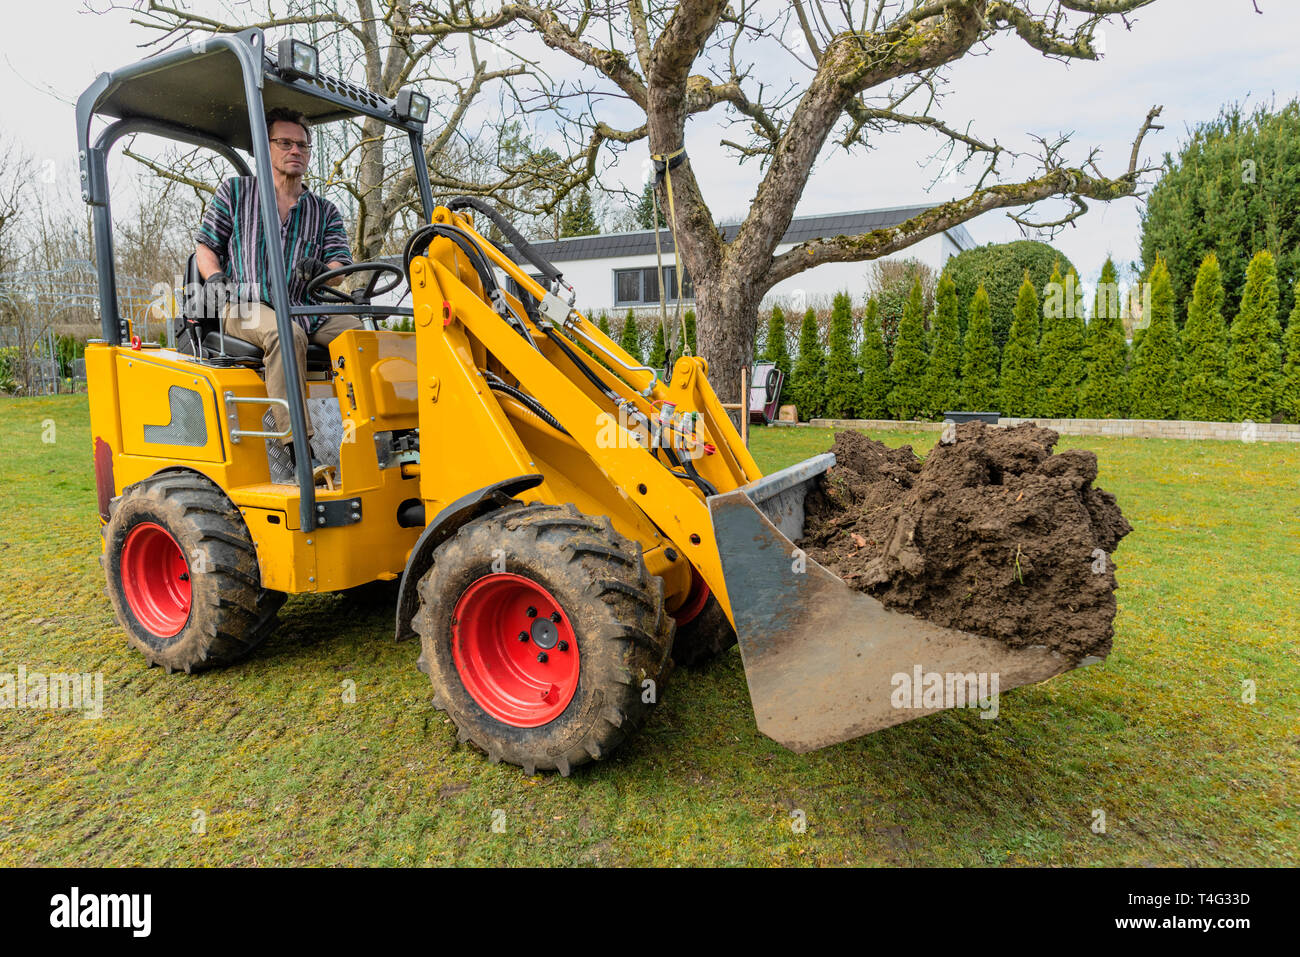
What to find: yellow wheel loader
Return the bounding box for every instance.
[77,31,1090,775]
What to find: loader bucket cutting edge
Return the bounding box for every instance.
[707,454,1095,753]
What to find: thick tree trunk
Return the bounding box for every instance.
[693,265,761,406]
[356,116,388,261]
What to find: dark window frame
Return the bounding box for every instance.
[612,264,693,307]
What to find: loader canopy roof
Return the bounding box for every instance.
[80,28,421,154]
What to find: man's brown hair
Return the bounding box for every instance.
[266,107,311,144]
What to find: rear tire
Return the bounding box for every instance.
[669,572,738,667]
[103,471,285,673]
[414,503,673,775]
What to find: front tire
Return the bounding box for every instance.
[669,571,738,667]
[103,471,284,673]
[415,503,674,775]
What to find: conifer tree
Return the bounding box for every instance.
[922,273,962,417]
[788,307,826,420]
[960,284,999,410]
[999,272,1041,416]
[1228,250,1284,421]
[887,277,929,418]
[1280,284,1300,423]
[619,309,643,362]
[761,304,793,378]
[823,292,861,419]
[858,297,891,418]
[1178,253,1232,421]
[1078,258,1129,418]
[597,313,613,338]
[1038,263,1086,416]
[648,321,668,371]
[683,309,698,354]
[1128,257,1182,419]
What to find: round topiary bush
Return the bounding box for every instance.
[942,240,1075,353]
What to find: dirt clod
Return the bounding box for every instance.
[800,424,1132,661]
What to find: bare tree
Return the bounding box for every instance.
[0,141,31,277]
[475,0,1169,397]
[97,0,613,258]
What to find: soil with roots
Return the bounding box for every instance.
[800,423,1132,661]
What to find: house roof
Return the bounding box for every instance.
[504,203,977,264]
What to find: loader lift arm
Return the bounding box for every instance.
[404,204,760,628]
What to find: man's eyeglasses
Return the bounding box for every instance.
[270,137,312,153]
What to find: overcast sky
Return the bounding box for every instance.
[3,0,1297,289]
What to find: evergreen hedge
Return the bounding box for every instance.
[1178,253,1231,421]
[1078,258,1129,418]
[1228,250,1283,421]
[788,307,825,420]
[1129,257,1183,419]
[960,284,999,411]
[823,292,861,419]
[998,272,1041,417]
[887,277,929,419]
[922,272,962,417]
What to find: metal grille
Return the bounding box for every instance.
[144,386,208,446]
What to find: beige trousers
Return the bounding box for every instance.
[222,302,362,443]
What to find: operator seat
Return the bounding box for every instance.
[177,254,332,371]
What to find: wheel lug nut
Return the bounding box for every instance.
[536,652,548,663]
[517,631,529,642]
[526,606,537,618]
[557,640,568,652]
[550,612,561,623]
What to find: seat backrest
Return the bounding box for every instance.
[177,253,227,354]
[182,254,221,330]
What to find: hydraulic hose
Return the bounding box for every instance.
[678,449,719,498]
[404,222,538,347]
[541,323,624,406]
[446,196,565,288]
[404,223,500,298]
[484,373,570,436]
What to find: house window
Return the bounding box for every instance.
[505,272,547,321]
[509,273,547,300]
[616,269,642,304]
[613,266,692,306]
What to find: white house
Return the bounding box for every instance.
[504,204,976,318]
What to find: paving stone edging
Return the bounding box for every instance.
[805,416,1300,443]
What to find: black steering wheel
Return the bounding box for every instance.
[304,261,405,307]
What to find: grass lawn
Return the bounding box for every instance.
[0,394,1296,866]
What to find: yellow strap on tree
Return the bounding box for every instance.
[649,185,673,363]
[650,147,690,357]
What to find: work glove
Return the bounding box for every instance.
[295,256,330,285]
[202,269,233,318]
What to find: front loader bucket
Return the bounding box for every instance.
[708,454,1093,753]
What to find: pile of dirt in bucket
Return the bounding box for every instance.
[800,423,1131,661]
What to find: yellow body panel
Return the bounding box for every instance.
[88,341,421,594]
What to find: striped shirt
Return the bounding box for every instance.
[196,176,352,334]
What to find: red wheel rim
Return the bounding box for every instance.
[671,569,711,627]
[121,522,192,638]
[451,573,580,727]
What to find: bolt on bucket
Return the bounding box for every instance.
[707,454,1092,753]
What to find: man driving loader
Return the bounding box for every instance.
[194,106,358,463]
